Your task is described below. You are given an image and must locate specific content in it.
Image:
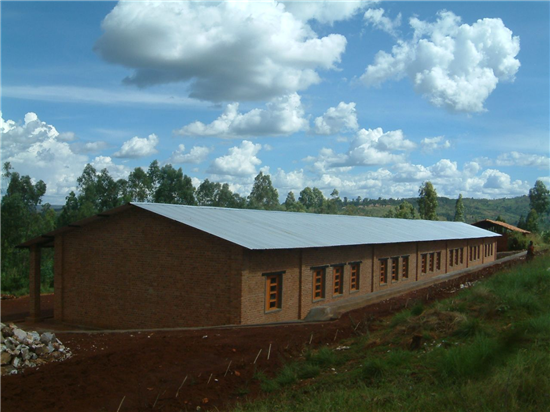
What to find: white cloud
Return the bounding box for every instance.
[95,1,348,102]
[176,93,308,138]
[495,151,550,170]
[90,156,131,181]
[113,134,159,159]
[361,11,520,112]
[284,1,371,25]
[1,112,89,202]
[71,141,110,154]
[421,136,451,152]
[2,85,205,107]
[313,102,359,135]
[307,127,416,172]
[207,140,262,177]
[167,144,211,164]
[364,8,402,36]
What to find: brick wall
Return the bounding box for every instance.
[55,207,243,329]
[240,238,498,325]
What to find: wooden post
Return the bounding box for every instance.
[28,245,42,322]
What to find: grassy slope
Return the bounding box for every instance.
[234,255,550,412]
[356,195,531,224]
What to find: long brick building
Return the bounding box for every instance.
[21,203,499,329]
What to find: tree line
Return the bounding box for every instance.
[2,160,549,295]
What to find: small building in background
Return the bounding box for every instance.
[20,203,499,330]
[471,219,530,252]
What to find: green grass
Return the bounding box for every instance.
[234,255,550,412]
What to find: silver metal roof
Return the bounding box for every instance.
[132,202,499,251]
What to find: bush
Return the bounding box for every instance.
[508,233,529,251]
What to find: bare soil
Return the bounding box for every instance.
[1,256,525,412]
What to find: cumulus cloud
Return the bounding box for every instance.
[306,127,416,173]
[364,8,402,36]
[207,140,262,177]
[90,156,131,181]
[95,1,348,102]
[313,102,359,135]
[421,136,451,152]
[361,11,520,112]
[1,112,89,202]
[113,134,159,159]
[167,144,211,164]
[495,151,550,170]
[176,94,308,138]
[285,1,371,25]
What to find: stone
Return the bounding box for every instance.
[29,332,41,343]
[13,329,27,343]
[1,352,12,366]
[34,345,49,356]
[12,357,21,368]
[21,347,31,361]
[40,332,56,345]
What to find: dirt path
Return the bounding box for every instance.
[1,294,54,323]
[0,256,524,412]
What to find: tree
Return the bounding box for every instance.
[248,172,279,210]
[418,181,438,220]
[196,179,220,206]
[127,167,153,202]
[283,191,305,212]
[525,209,539,233]
[153,164,196,205]
[1,163,54,294]
[529,180,550,216]
[517,215,526,229]
[385,200,416,219]
[453,194,465,222]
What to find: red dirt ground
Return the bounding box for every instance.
[1,256,526,412]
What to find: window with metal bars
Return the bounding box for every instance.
[436,252,441,270]
[333,266,343,296]
[350,264,360,291]
[313,268,325,300]
[449,249,454,267]
[429,253,435,272]
[421,254,427,274]
[379,259,388,284]
[264,273,282,312]
[402,256,409,279]
[391,257,399,282]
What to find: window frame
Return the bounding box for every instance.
[401,255,409,279]
[332,264,344,296]
[421,254,427,274]
[312,267,326,301]
[379,258,388,285]
[263,271,284,313]
[391,257,399,282]
[349,263,360,292]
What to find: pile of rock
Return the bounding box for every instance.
[1,323,72,375]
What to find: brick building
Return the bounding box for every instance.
[21,203,499,330]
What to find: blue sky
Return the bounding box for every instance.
[2,1,549,204]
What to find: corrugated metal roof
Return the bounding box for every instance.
[132,202,499,250]
[472,219,531,234]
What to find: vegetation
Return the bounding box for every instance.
[418,181,438,220]
[454,193,465,222]
[234,255,550,412]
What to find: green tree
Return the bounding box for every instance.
[517,215,526,229]
[284,191,305,212]
[385,200,416,219]
[1,163,54,294]
[153,164,196,205]
[525,209,539,233]
[196,179,220,206]
[454,194,465,222]
[418,181,438,220]
[248,172,279,210]
[529,180,550,216]
[127,167,153,202]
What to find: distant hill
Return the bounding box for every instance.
[347,195,531,225]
